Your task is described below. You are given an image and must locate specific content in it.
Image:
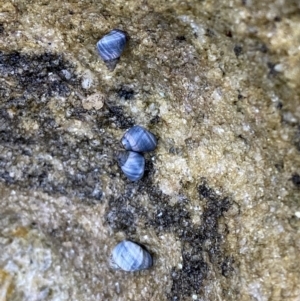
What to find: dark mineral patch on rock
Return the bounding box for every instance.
[0,51,120,202]
[116,179,233,300]
[105,188,149,236]
[234,45,243,57]
[225,30,232,38]
[291,173,300,188]
[117,86,134,100]
[175,36,186,42]
[221,256,235,277]
[150,201,190,234]
[150,115,160,124]
[106,206,136,234]
[143,158,155,179]
[274,16,281,22]
[169,251,208,300]
[105,105,135,129]
[0,125,106,201]
[165,183,232,300]
[0,51,77,100]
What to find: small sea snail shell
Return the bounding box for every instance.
[96,29,127,71]
[117,151,145,181]
[109,240,153,272]
[121,125,157,152]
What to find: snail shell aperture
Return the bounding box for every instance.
[109,240,153,272]
[96,29,127,71]
[121,125,157,152]
[117,151,145,181]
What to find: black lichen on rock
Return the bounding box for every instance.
[117,86,134,100]
[150,202,190,233]
[113,179,234,300]
[169,252,208,300]
[0,51,75,100]
[150,115,160,124]
[104,186,149,236]
[105,197,136,235]
[221,256,235,277]
[0,51,119,202]
[165,183,232,300]
[104,105,135,129]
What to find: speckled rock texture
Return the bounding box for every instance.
[0,0,299,300]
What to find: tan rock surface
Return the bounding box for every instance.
[0,0,299,300]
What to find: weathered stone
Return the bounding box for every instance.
[0,0,299,300]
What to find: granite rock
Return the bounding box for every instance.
[0,0,299,300]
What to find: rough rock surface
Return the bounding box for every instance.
[0,0,299,300]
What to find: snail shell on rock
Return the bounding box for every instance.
[117,151,145,181]
[96,29,127,71]
[110,240,153,272]
[121,125,157,152]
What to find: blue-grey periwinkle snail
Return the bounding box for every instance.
[121,125,157,153]
[109,240,153,272]
[96,29,127,71]
[117,151,145,181]
[117,125,157,181]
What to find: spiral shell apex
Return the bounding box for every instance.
[97,29,127,71]
[121,125,157,152]
[110,240,153,272]
[117,151,145,181]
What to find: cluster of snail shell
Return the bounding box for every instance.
[111,126,156,271]
[118,125,157,181]
[97,31,156,272]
